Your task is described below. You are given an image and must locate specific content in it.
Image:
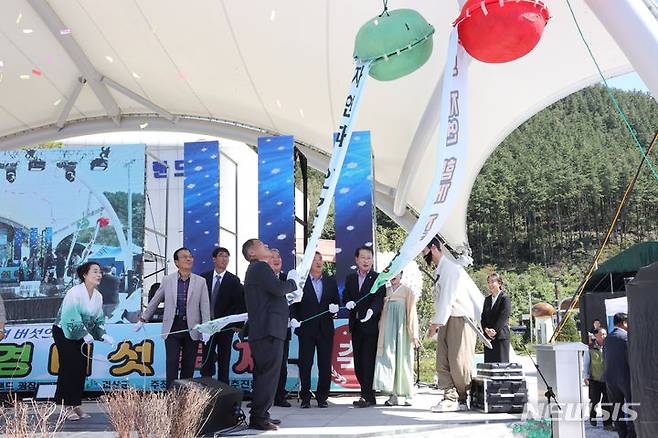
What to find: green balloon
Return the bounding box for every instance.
[354,9,434,81]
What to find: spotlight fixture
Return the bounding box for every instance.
[56,161,77,182]
[2,162,17,183]
[90,146,110,171]
[25,149,46,171]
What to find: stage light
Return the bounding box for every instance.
[1,162,17,183]
[25,149,46,171]
[90,146,110,171]
[56,161,77,182]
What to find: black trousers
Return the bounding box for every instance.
[200,330,233,384]
[275,339,290,402]
[52,325,87,407]
[484,338,510,363]
[607,382,636,438]
[589,379,612,426]
[298,333,333,403]
[351,328,378,402]
[164,316,199,389]
[249,336,284,423]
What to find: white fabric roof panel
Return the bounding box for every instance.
[0,0,652,250]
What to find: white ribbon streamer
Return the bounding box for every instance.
[296,62,371,287]
[370,29,471,293]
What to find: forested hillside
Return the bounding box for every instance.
[468,86,658,268]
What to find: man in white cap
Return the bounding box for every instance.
[422,236,484,412]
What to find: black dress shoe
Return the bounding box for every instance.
[274,399,291,407]
[268,418,281,425]
[317,400,328,408]
[353,398,365,406]
[249,420,278,431]
[355,399,373,408]
[301,400,311,409]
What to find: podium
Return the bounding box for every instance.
[535,342,587,438]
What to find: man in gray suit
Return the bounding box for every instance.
[137,247,210,388]
[242,239,299,431]
[603,312,636,438]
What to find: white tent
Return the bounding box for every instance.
[0,0,656,252]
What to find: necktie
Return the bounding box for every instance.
[211,274,221,318]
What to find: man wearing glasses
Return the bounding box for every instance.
[137,247,210,388]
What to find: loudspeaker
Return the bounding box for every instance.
[171,377,243,434]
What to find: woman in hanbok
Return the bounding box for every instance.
[373,271,420,406]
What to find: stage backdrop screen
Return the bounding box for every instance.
[0,145,146,324]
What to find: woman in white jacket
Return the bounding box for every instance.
[52,261,114,420]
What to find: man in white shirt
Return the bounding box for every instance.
[422,237,484,412]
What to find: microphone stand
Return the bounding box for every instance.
[521,343,560,410]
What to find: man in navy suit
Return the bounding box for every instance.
[200,247,246,384]
[290,252,340,408]
[603,312,636,438]
[343,245,386,408]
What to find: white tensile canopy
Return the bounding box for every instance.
[0,0,656,251]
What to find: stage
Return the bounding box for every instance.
[43,356,615,437]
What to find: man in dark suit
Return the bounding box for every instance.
[268,248,292,407]
[343,245,386,408]
[200,247,246,384]
[290,251,340,408]
[481,272,511,363]
[603,313,636,438]
[242,239,299,431]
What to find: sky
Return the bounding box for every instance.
[604,72,651,96]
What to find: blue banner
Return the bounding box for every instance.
[334,131,375,301]
[29,228,38,259]
[258,136,296,271]
[183,141,220,274]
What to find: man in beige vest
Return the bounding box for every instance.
[422,237,483,412]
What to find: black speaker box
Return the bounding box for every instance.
[171,377,243,435]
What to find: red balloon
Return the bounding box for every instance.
[454,0,550,63]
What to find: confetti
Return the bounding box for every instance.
[105,55,114,63]
[59,28,71,35]
[132,72,140,79]
[270,10,276,21]
[16,13,22,25]
[23,29,33,34]
[139,123,148,129]
[31,69,42,76]
[0,60,4,68]
[0,72,3,83]
[19,74,30,80]
[53,99,62,106]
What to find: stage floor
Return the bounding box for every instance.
[44,356,615,437]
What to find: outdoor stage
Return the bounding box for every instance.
[48,356,614,438]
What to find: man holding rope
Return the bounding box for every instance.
[136,247,210,389]
[422,237,484,412]
[241,239,300,431]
